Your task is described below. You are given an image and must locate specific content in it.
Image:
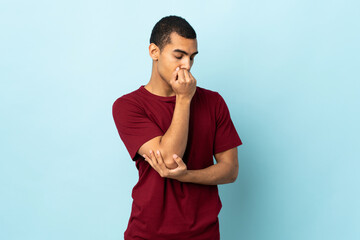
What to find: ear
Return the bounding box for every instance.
[149,43,160,61]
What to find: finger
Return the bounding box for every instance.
[142,153,149,161]
[173,154,186,168]
[153,150,168,177]
[156,150,173,169]
[149,150,158,165]
[170,67,180,84]
[143,154,155,168]
[155,150,168,170]
[178,69,185,83]
[183,69,191,83]
[188,71,197,85]
[156,150,165,164]
[157,151,174,170]
[143,152,165,175]
[188,71,195,81]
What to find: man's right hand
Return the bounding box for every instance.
[170,67,197,100]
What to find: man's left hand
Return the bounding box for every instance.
[143,150,188,180]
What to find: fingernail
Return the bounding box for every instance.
[176,67,179,71]
[173,154,178,158]
[157,150,160,155]
[149,150,152,154]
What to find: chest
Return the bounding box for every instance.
[143,99,215,137]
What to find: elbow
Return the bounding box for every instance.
[158,138,179,169]
[158,147,178,169]
[229,174,238,183]
[229,163,239,183]
[164,158,178,169]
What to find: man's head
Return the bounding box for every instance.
[150,15,197,52]
[149,16,198,85]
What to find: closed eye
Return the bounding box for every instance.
[175,55,194,61]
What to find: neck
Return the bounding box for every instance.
[145,63,175,97]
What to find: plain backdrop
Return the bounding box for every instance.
[1,0,359,239]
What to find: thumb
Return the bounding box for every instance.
[173,154,183,164]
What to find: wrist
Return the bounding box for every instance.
[176,169,190,182]
[175,95,192,104]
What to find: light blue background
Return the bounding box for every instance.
[1,0,359,239]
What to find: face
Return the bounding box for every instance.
[152,32,198,84]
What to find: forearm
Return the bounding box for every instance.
[159,96,191,168]
[178,161,238,185]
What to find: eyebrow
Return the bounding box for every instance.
[173,49,199,56]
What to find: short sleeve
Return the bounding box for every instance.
[213,93,242,154]
[112,97,164,160]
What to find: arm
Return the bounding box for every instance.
[138,68,197,169]
[180,147,239,184]
[143,147,239,185]
[139,97,190,169]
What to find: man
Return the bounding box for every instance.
[112,15,242,240]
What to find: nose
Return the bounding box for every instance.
[181,58,191,71]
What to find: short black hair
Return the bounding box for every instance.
[150,15,197,51]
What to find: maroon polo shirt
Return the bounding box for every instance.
[112,85,242,240]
